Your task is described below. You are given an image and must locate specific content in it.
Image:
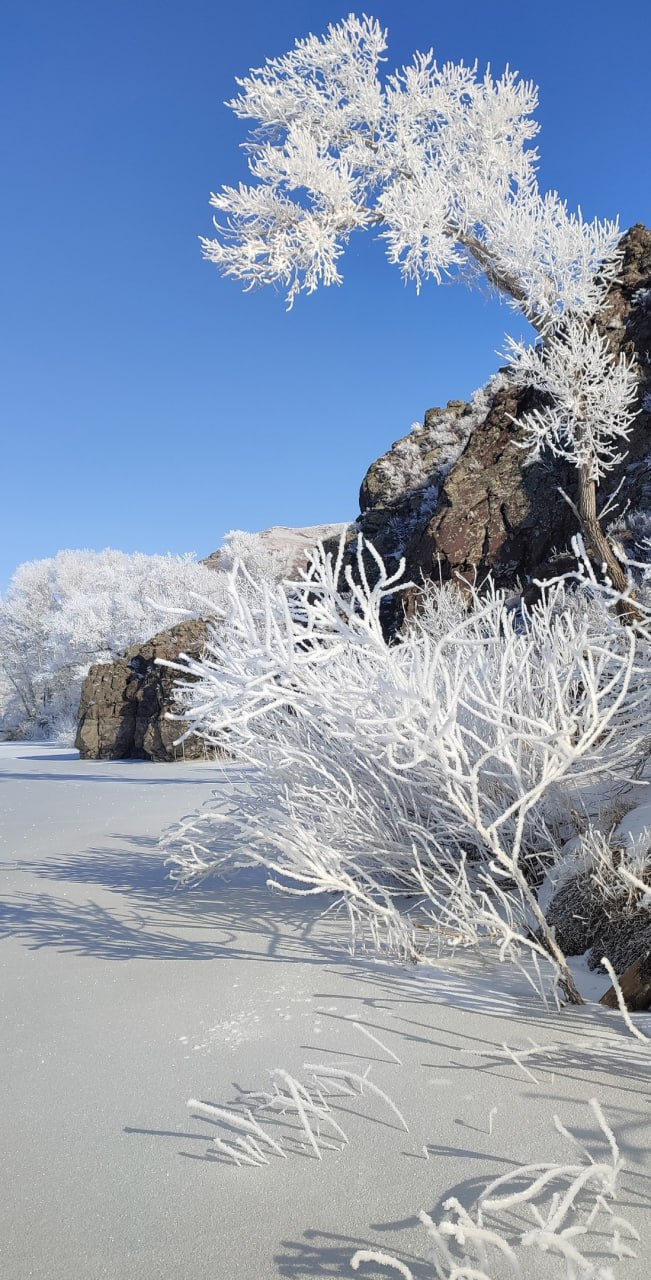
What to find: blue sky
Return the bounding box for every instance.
[1,0,649,588]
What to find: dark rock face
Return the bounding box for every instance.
[347,225,651,601]
[76,619,212,762]
[601,952,651,1012]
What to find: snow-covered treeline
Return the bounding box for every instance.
[0,549,227,742]
[0,532,312,744]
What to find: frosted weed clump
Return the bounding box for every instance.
[351,1099,639,1280]
[187,1035,408,1168]
[184,1026,645,1279]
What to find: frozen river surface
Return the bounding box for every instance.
[1,744,650,1279]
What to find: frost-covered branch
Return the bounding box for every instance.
[202,15,621,327]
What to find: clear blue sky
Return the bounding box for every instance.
[1,0,649,588]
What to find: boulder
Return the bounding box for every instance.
[76,619,213,762]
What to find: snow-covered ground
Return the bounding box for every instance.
[1,744,649,1279]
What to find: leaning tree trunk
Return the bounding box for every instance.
[576,464,629,596]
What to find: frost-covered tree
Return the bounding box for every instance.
[218,529,302,583]
[202,14,639,594]
[0,549,227,741]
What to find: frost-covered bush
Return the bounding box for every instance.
[163,538,650,1003]
[217,529,301,583]
[0,548,227,742]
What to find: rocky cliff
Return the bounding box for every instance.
[343,224,651,607]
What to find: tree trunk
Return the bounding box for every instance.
[577,464,630,597]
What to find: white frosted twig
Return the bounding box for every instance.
[235,1136,267,1167]
[268,1070,322,1160]
[500,1042,540,1084]
[234,1136,268,1165]
[588,1097,621,1169]
[304,1063,409,1131]
[351,1020,403,1064]
[268,1070,350,1145]
[488,1107,497,1136]
[440,1221,522,1276]
[187,1098,286,1158]
[520,1227,596,1267]
[212,1137,261,1167]
[267,1068,351,1157]
[351,1250,415,1277]
[481,1162,605,1214]
[600,958,649,1042]
[553,1113,595,1164]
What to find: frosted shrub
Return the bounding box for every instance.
[164,538,650,1003]
[217,529,300,583]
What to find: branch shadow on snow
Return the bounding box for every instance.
[1,770,215,784]
[273,1228,432,1279]
[307,965,651,1096]
[0,842,352,964]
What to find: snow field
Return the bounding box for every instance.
[1,745,650,1278]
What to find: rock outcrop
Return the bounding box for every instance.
[338,224,651,608]
[76,619,212,762]
[601,953,651,1012]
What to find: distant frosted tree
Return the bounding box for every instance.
[218,529,299,583]
[0,549,226,741]
[202,14,639,594]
